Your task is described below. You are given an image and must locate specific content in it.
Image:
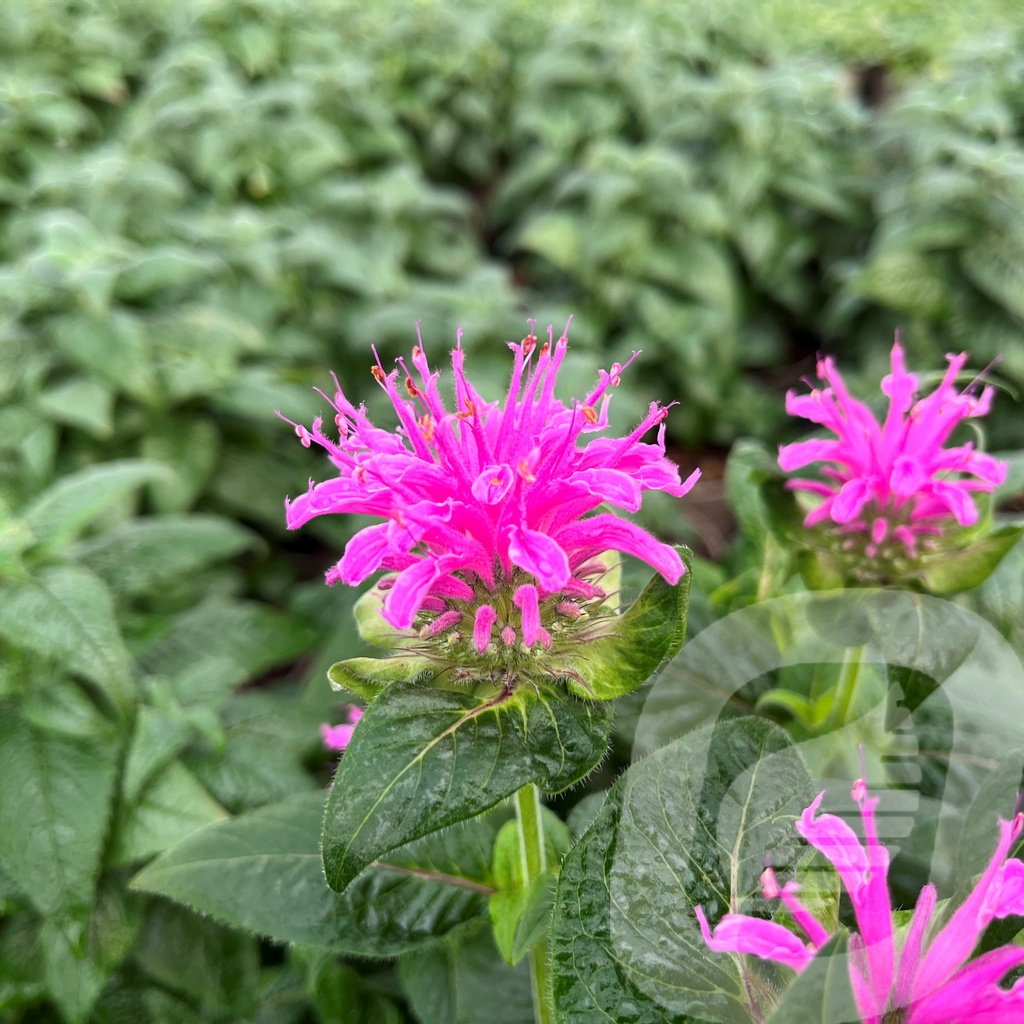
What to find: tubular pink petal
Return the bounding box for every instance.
[337,524,394,585]
[929,480,979,526]
[501,625,516,647]
[891,455,927,497]
[513,584,543,647]
[914,815,1024,1002]
[909,947,1024,1024]
[566,468,643,512]
[778,439,842,472]
[428,610,462,636]
[985,858,1024,919]
[321,722,356,751]
[383,555,460,630]
[796,793,872,898]
[555,514,684,584]
[894,883,936,1010]
[473,605,497,653]
[694,906,815,973]
[871,518,889,545]
[847,933,881,1023]
[508,527,571,592]
[831,478,873,523]
[774,879,831,949]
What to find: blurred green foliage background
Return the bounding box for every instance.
[1,0,1024,1021]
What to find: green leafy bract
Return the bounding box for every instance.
[564,546,692,700]
[322,682,613,893]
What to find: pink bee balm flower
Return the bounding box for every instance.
[282,321,698,656]
[779,339,1006,562]
[697,779,1024,1023]
[321,706,364,752]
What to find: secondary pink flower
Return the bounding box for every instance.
[779,340,1005,559]
[321,706,364,751]
[282,321,698,650]
[697,778,1024,1023]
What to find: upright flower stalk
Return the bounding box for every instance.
[698,777,1024,1022]
[282,320,697,683]
[778,339,1006,580]
[284,321,698,1024]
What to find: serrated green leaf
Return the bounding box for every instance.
[72,515,258,598]
[565,547,691,700]
[551,716,814,1023]
[0,704,122,917]
[133,792,504,957]
[917,525,1024,596]
[18,460,169,554]
[322,683,612,893]
[327,655,433,702]
[0,565,133,711]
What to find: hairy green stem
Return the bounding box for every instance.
[515,783,555,1024]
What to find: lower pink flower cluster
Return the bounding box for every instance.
[698,779,1024,1023]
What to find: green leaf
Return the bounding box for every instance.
[136,597,316,688]
[140,419,220,513]
[133,900,259,1018]
[564,547,691,699]
[52,311,158,404]
[551,716,815,1024]
[109,761,228,866]
[72,515,258,598]
[327,654,433,702]
[22,678,116,738]
[0,566,133,711]
[399,921,535,1024]
[41,887,141,1024]
[0,913,45,1011]
[322,683,613,893]
[18,459,169,554]
[764,934,859,1024]
[120,706,194,803]
[917,525,1024,596]
[133,792,503,957]
[37,376,115,439]
[0,704,122,917]
[518,213,583,274]
[307,957,405,1024]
